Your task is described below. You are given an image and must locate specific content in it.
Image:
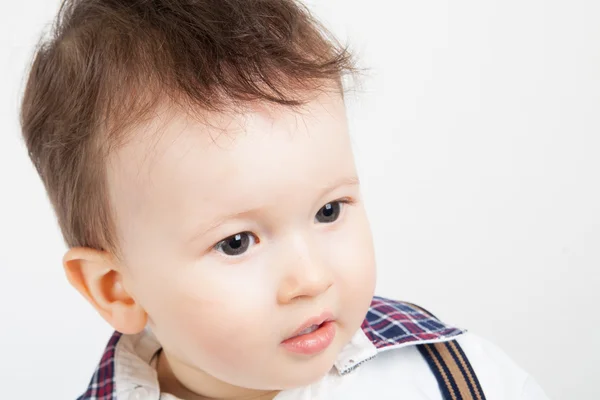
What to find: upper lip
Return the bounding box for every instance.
[286,312,335,339]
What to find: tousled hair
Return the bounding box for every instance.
[20,0,361,260]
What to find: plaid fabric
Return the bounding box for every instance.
[78,296,465,399]
[78,331,121,400]
[361,296,465,349]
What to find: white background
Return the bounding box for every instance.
[1,1,598,399]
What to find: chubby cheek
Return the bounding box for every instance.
[143,265,280,375]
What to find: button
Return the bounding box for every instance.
[128,386,151,400]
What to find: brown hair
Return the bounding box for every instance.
[19,0,361,260]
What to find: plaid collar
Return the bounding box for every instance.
[78,296,466,399]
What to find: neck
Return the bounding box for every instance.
[156,350,280,400]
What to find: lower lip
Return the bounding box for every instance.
[281,321,336,355]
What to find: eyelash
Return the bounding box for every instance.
[211,197,356,256]
[320,197,355,217]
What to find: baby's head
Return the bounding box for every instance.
[20,0,376,397]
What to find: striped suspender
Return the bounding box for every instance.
[403,302,487,400]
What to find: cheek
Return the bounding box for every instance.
[330,208,377,310]
[142,265,280,367]
[336,209,376,279]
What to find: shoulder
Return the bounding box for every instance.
[352,331,548,399]
[357,297,549,399]
[452,332,549,399]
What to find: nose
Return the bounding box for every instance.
[276,234,334,305]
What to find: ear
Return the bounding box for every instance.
[63,247,147,334]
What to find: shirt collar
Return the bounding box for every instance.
[79,297,466,399]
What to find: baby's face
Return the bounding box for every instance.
[106,90,376,391]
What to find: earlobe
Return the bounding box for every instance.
[63,247,147,334]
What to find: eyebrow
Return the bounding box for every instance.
[318,175,360,197]
[186,175,360,244]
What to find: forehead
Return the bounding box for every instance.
[106,91,356,237]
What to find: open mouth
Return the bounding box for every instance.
[286,312,334,339]
[296,323,322,336]
[281,313,337,355]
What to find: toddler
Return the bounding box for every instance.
[19,0,550,399]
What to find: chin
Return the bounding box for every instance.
[274,351,339,390]
[275,369,331,391]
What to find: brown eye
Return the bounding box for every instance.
[315,201,342,223]
[214,232,257,256]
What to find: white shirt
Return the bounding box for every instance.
[113,328,550,400]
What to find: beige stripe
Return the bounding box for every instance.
[448,340,483,400]
[404,302,480,399]
[424,344,458,400]
[434,343,472,399]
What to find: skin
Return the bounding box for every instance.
[64,89,377,400]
